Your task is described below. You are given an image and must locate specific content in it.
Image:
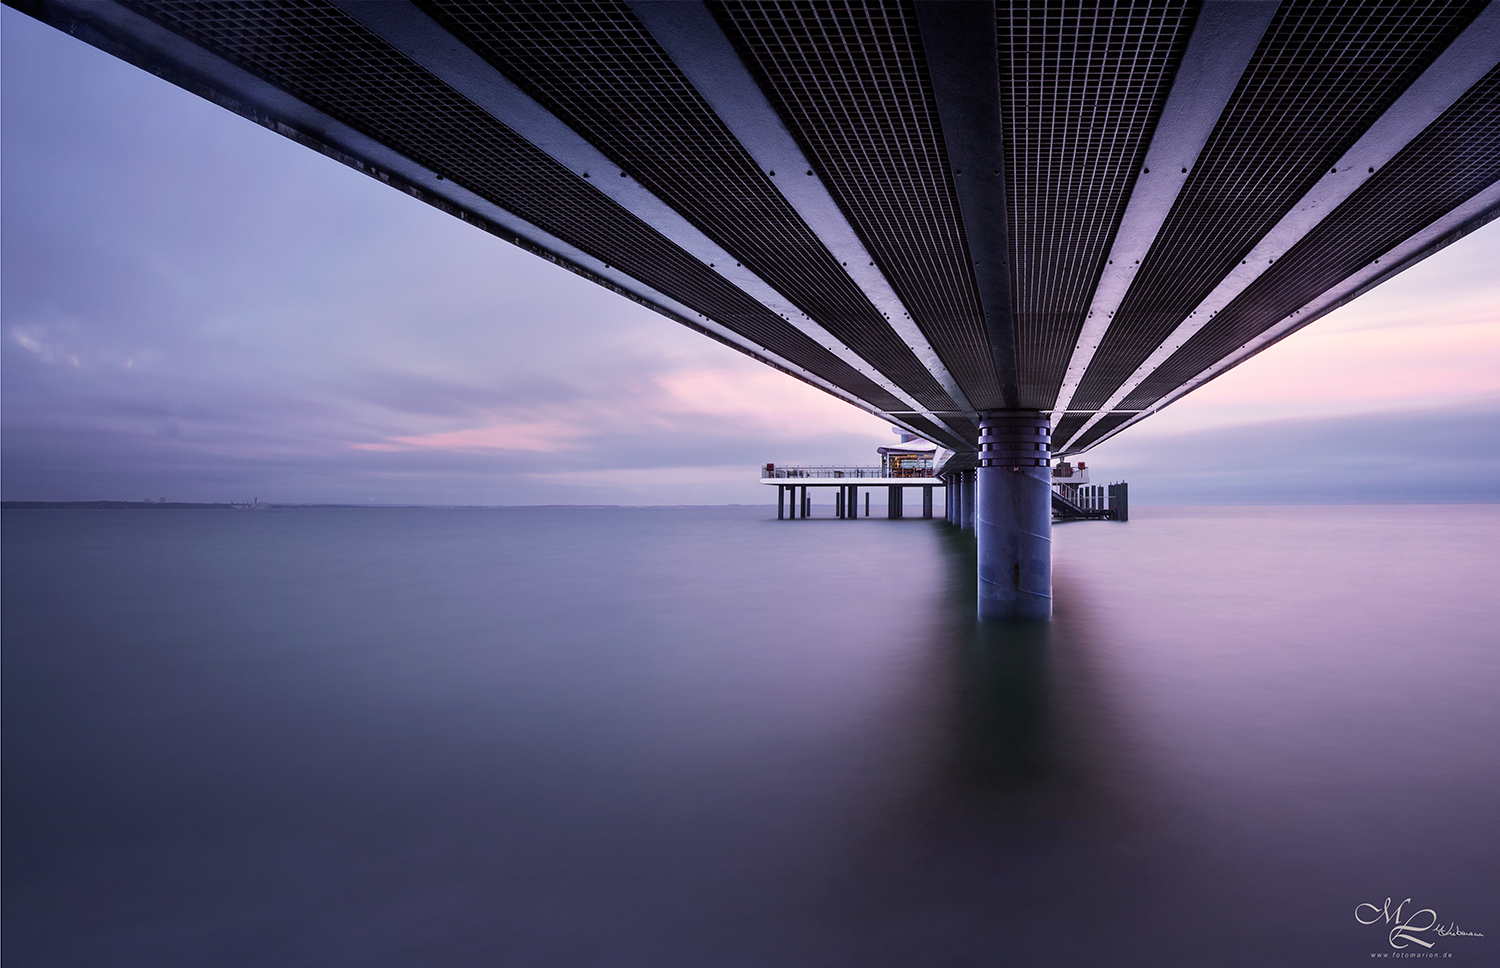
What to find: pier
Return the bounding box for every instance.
[24,0,1499,621]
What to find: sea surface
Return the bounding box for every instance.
[4,505,1497,967]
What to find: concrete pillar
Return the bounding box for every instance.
[804,487,811,518]
[976,411,1052,623]
[778,486,785,520]
[922,485,933,519]
[961,470,975,531]
[864,491,870,517]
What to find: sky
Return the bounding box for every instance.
[4,8,1498,506]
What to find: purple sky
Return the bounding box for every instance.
[4,9,1497,505]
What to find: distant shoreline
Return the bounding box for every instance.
[0,501,415,510]
[0,502,767,510]
[4,501,286,510]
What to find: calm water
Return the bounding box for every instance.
[4,505,1497,967]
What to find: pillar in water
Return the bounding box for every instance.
[976,411,1052,622]
[961,470,976,531]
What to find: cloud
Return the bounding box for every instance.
[1085,401,1500,504]
[356,419,592,453]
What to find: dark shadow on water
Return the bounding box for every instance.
[824,524,1179,966]
[948,620,1051,791]
[918,523,1148,835]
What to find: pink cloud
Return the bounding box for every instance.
[352,419,588,453]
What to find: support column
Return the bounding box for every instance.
[977,411,1052,623]
[803,487,811,519]
[848,486,857,521]
[922,485,933,519]
[778,486,785,520]
[864,491,870,517]
[961,470,975,531]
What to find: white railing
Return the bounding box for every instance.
[762,465,884,479]
[762,464,937,480]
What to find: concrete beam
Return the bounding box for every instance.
[915,0,1019,408]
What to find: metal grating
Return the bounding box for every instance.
[1000,0,1197,410]
[121,0,917,420]
[1068,0,1485,412]
[712,0,1002,411]
[1124,63,1500,409]
[1069,411,1136,450]
[1050,412,1090,450]
[418,0,961,417]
